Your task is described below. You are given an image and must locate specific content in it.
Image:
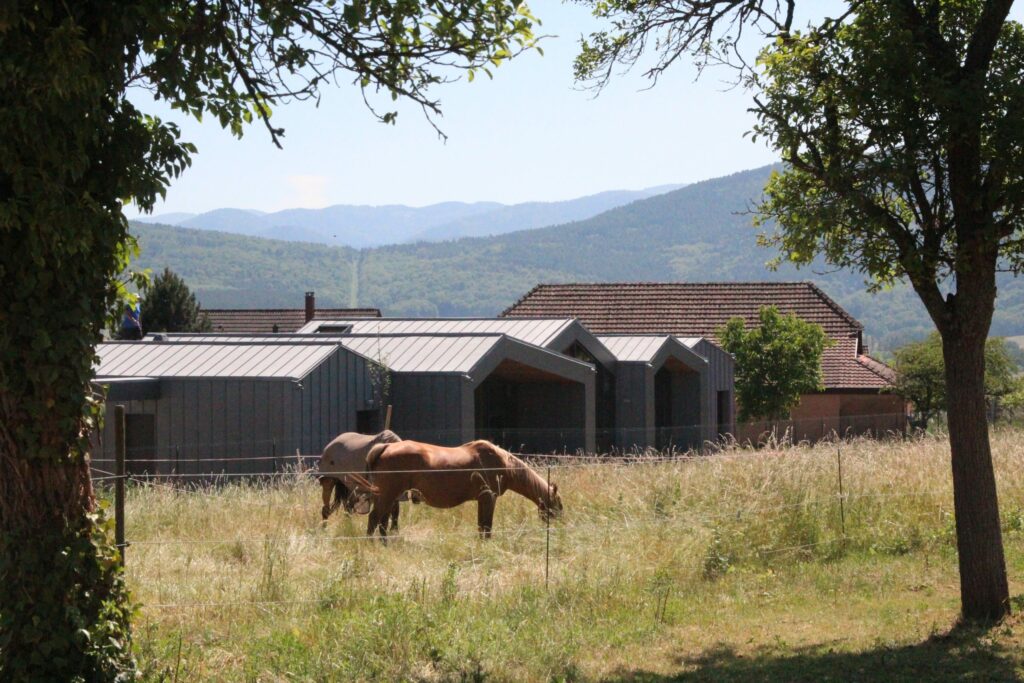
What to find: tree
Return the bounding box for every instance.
[575,0,1023,621]
[1,3,536,679]
[894,334,1020,427]
[719,306,832,421]
[141,268,212,333]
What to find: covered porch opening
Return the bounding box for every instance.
[475,359,587,454]
[654,357,702,451]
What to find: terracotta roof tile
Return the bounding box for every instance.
[204,308,380,334]
[503,282,894,391]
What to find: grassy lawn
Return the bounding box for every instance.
[121,429,1024,681]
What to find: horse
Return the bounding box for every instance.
[364,439,562,541]
[318,430,402,528]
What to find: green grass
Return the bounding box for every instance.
[122,429,1024,681]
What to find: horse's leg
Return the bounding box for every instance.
[368,494,397,544]
[320,479,335,521]
[389,500,400,532]
[477,495,496,539]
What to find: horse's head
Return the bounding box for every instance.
[539,483,563,522]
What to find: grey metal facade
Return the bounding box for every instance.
[94,343,376,477]
[599,335,734,451]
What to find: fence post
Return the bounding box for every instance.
[545,461,551,590]
[272,439,278,474]
[174,444,180,478]
[836,446,846,538]
[114,404,126,568]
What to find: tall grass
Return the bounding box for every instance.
[123,429,1024,681]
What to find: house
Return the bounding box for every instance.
[203,291,380,333]
[502,282,905,439]
[92,312,737,475]
[92,328,598,474]
[302,317,734,451]
[93,338,379,477]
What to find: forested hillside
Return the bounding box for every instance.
[131,165,1024,352]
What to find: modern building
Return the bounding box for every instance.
[299,317,620,449]
[597,335,734,450]
[92,312,737,476]
[93,339,378,477]
[503,281,905,439]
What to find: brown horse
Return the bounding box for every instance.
[364,439,562,541]
[318,430,402,527]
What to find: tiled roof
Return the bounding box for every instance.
[503,282,893,390]
[203,308,380,334]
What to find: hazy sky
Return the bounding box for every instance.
[126,3,808,216]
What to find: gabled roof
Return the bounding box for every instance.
[503,282,893,390]
[298,317,577,349]
[96,341,341,380]
[203,308,381,334]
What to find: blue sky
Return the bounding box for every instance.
[125,3,836,216]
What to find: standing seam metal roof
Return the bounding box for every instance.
[298,318,576,348]
[96,342,340,379]
[596,335,708,363]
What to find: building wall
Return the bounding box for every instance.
[692,339,735,440]
[736,391,906,444]
[390,373,471,446]
[94,347,376,477]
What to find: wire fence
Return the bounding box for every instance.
[89,417,997,614]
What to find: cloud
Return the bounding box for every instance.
[284,174,330,208]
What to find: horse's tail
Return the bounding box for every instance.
[366,442,389,472]
[331,479,348,507]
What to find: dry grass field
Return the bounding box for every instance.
[119,429,1024,681]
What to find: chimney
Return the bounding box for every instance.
[304,291,316,323]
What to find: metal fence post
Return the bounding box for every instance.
[272,439,278,474]
[114,405,126,567]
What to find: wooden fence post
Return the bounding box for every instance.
[114,404,126,567]
[836,446,847,538]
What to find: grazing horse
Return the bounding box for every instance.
[318,430,402,527]
[364,439,562,541]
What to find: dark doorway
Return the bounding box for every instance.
[717,391,733,439]
[475,360,586,454]
[125,414,156,476]
[653,358,702,451]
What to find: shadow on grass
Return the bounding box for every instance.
[601,622,1023,682]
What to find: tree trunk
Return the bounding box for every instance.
[942,331,1010,622]
[0,396,134,681]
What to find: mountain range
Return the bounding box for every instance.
[128,165,1024,354]
[136,184,686,248]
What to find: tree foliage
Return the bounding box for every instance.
[719,306,832,421]
[574,0,1023,621]
[894,334,1022,426]
[1,1,536,679]
[141,267,212,333]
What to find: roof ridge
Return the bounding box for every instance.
[515,280,822,288]
[500,283,544,317]
[856,353,896,382]
[801,282,863,331]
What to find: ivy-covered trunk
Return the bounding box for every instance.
[0,212,138,679]
[0,435,133,680]
[1,3,144,679]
